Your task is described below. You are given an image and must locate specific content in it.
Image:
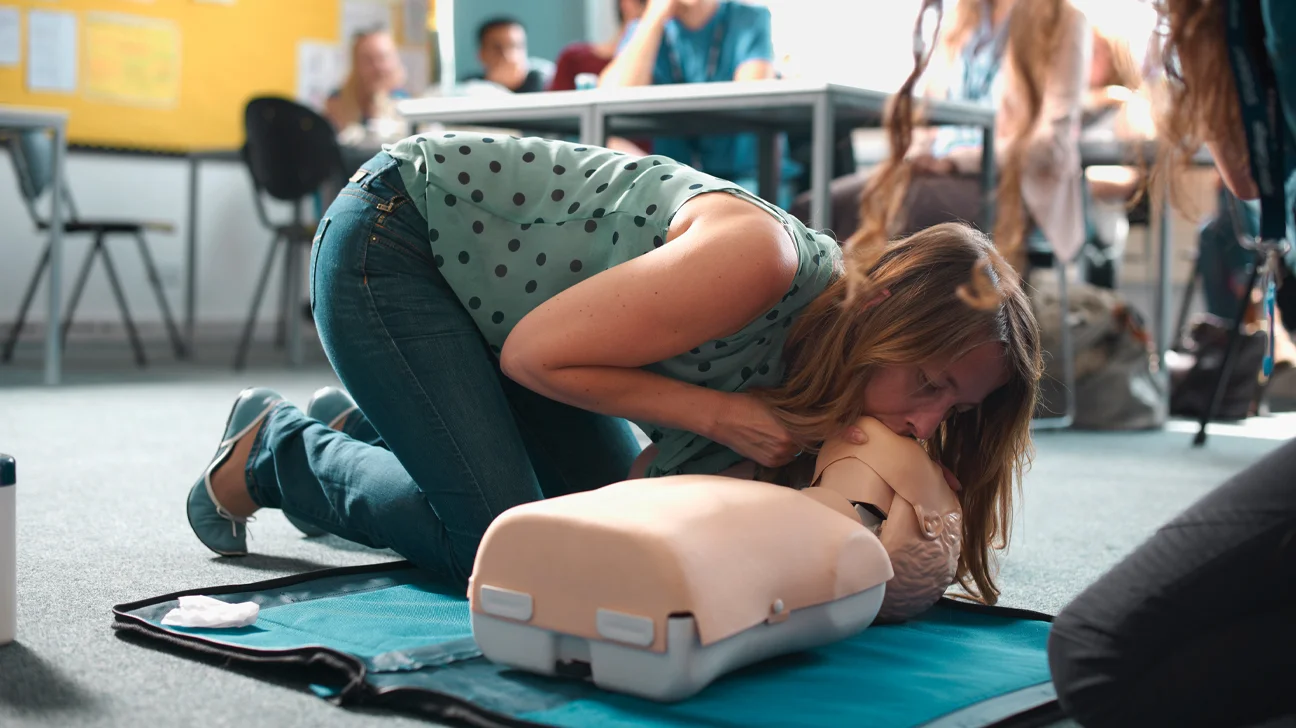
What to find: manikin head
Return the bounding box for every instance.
[754,223,1041,607]
[805,416,962,622]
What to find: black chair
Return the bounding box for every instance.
[233,96,344,370]
[1,130,186,367]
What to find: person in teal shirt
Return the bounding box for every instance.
[599,0,801,207]
[1048,2,1296,726]
[180,131,1041,611]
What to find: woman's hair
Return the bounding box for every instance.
[1092,25,1145,91]
[1149,0,1243,208]
[752,223,1042,605]
[330,28,405,131]
[848,0,1065,289]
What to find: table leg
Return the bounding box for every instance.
[44,124,67,386]
[980,124,996,230]
[757,131,785,206]
[1156,192,1173,373]
[810,95,835,231]
[582,106,604,147]
[287,241,303,367]
[185,155,199,357]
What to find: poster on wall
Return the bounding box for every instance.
[83,13,182,107]
[403,0,427,45]
[0,6,19,67]
[341,0,393,43]
[27,10,78,93]
[297,40,343,111]
[399,46,428,95]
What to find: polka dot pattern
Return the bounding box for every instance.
[382,131,840,479]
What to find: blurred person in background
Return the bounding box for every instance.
[325,28,410,141]
[462,17,554,93]
[599,0,802,206]
[793,0,1090,277]
[1047,1,1296,725]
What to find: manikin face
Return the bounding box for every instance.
[857,342,1010,441]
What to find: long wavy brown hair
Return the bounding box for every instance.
[752,223,1042,606]
[1149,0,1246,208]
[847,0,1066,294]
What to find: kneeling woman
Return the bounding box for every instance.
[186,132,1040,607]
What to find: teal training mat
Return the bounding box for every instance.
[111,561,1062,728]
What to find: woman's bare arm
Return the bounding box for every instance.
[501,199,797,448]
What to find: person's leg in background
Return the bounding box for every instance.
[1047,437,1296,728]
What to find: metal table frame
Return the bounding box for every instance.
[1078,139,1216,371]
[0,106,69,386]
[398,80,997,232]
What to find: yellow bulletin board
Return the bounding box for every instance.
[0,0,420,152]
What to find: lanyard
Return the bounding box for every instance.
[960,1,1010,102]
[666,3,729,84]
[1224,0,1291,375]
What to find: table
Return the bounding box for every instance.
[183,149,243,351]
[0,106,69,386]
[397,80,997,232]
[1078,138,1216,371]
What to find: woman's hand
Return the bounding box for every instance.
[708,393,800,468]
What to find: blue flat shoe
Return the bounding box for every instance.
[276,386,359,538]
[186,387,284,556]
[307,386,359,431]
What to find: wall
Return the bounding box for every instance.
[452,0,588,79]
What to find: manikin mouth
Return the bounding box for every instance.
[849,501,887,534]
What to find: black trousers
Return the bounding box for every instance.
[1048,438,1296,727]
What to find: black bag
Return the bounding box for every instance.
[1169,314,1269,421]
[1031,274,1167,429]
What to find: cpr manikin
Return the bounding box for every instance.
[804,416,963,623]
[467,416,963,701]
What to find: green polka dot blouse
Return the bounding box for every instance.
[383,132,842,477]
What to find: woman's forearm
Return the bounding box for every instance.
[507,364,725,442]
[599,14,668,87]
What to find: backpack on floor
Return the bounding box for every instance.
[1030,272,1168,430]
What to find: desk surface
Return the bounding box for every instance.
[0,105,69,129]
[398,79,994,132]
[1079,138,1216,168]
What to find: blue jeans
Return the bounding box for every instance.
[244,152,642,584]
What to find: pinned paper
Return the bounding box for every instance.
[403,0,427,45]
[399,45,428,95]
[27,10,78,93]
[296,40,343,110]
[0,6,18,67]
[341,0,392,43]
[84,13,181,107]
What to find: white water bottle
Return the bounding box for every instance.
[0,454,14,646]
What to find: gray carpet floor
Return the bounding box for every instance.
[0,357,1290,727]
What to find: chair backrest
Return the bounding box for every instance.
[242,96,343,202]
[0,129,77,226]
